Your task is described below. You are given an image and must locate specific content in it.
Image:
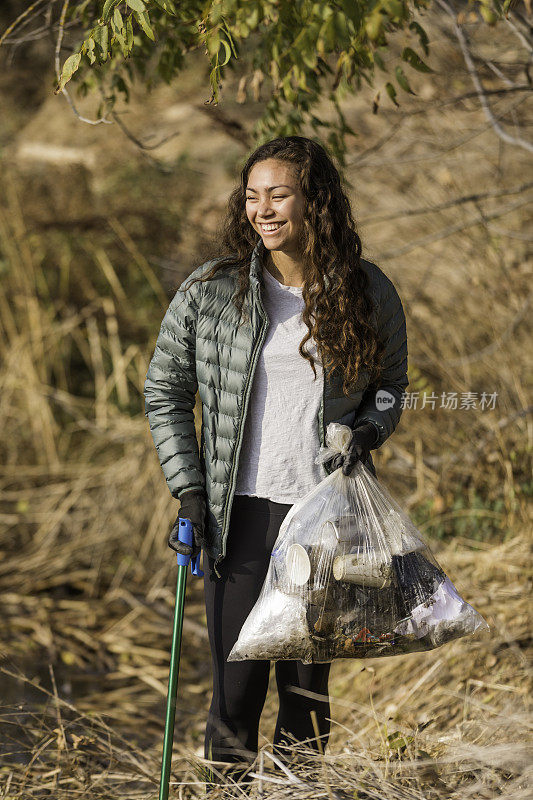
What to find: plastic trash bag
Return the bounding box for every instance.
[228,423,489,664]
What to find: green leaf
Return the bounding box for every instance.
[282,74,297,104]
[57,52,81,92]
[292,23,319,68]
[408,21,429,56]
[321,17,335,51]
[113,27,125,50]
[320,12,349,52]
[209,66,220,103]
[387,732,414,751]
[365,11,383,42]
[86,36,96,65]
[382,0,407,20]
[246,5,260,29]
[219,38,232,67]
[102,0,120,23]
[205,30,219,59]
[479,5,500,25]
[385,81,399,106]
[112,74,129,101]
[297,70,309,91]
[154,0,177,14]
[221,18,238,57]
[233,19,250,37]
[341,0,363,27]
[126,0,146,12]
[395,65,416,94]
[93,23,109,60]
[113,8,123,31]
[123,15,134,57]
[135,10,155,40]
[373,50,386,72]
[310,114,331,129]
[401,47,434,73]
[302,49,318,69]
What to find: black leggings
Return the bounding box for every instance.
[203,494,331,779]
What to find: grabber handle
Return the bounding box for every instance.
[176,518,204,577]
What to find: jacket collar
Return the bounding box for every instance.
[249,239,264,293]
[249,238,331,293]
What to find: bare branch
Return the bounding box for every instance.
[110,110,183,151]
[53,0,111,126]
[1,21,79,47]
[435,0,533,152]
[53,0,68,80]
[377,195,532,260]
[483,59,519,87]
[347,85,530,170]
[359,181,533,225]
[483,221,533,241]
[348,119,405,165]
[0,0,51,48]
[352,92,530,170]
[505,10,533,53]
[194,104,252,148]
[60,88,114,125]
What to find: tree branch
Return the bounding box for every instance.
[351,94,530,168]
[0,0,52,48]
[435,0,533,152]
[110,110,183,151]
[505,10,533,53]
[359,181,533,225]
[377,195,532,260]
[54,0,111,126]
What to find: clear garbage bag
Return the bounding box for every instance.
[228,423,489,664]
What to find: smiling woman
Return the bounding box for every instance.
[245,161,307,287]
[144,135,408,791]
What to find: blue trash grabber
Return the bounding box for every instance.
[158,517,203,800]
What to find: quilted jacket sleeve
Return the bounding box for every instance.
[144,274,205,500]
[352,274,408,449]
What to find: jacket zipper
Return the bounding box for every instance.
[214,307,270,577]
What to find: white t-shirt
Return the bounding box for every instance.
[234,265,327,503]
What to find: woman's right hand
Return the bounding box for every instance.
[168,489,207,557]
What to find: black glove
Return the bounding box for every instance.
[329,422,379,476]
[168,489,206,557]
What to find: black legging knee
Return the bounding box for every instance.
[203,494,331,774]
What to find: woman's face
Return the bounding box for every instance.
[245,159,306,255]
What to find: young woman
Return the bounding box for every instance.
[144,136,408,786]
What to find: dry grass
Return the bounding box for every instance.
[0,12,531,799]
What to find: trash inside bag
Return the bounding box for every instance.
[228,423,489,664]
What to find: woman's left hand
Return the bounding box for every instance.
[329,422,379,476]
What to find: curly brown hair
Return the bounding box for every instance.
[181,136,385,398]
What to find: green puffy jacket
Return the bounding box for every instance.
[144,240,408,572]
